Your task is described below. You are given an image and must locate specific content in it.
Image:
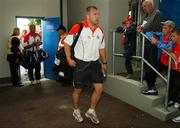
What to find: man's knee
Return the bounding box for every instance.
[94,84,103,93]
[73,88,82,95]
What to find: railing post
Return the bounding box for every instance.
[140,35,145,84]
[165,57,172,110]
[112,31,116,75]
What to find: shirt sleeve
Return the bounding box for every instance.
[64,24,80,46]
[146,32,162,39]
[157,40,174,49]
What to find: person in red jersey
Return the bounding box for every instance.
[23,24,42,85]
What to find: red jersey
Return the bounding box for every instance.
[172,44,180,72]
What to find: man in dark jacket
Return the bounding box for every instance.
[137,0,162,95]
[116,17,136,78]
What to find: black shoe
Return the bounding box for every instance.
[142,89,158,95]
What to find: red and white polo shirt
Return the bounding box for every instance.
[64,20,105,62]
[23,32,41,52]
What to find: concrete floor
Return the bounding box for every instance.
[0,80,180,128]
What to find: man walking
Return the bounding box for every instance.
[23,24,42,85]
[64,6,107,124]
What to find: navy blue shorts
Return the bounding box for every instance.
[73,59,103,89]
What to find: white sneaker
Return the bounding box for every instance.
[85,109,100,124]
[36,80,41,84]
[172,116,180,123]
[174,102,180,109]
[30,81,36,85]
[73,109,83,123]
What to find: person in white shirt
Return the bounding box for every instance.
[64,6,107,125]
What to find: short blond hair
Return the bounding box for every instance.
[86,6,98,13]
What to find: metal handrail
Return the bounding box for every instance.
[112,31,178,110]
[139,32,178,110]
[140,32,177,69]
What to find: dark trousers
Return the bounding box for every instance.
[124,46,134,74]
[28,62,41,81]
[169,70,180,102]
[125,57,133,74]
[144,45,158,90]
[9,61,20,86]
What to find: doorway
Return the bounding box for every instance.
[16,17,44,83]
[16,16,60,83]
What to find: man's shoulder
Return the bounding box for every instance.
[69,23,82,35]
[154,9,162,15]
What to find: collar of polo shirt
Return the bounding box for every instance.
[82,20,99,33]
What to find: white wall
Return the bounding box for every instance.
[0,0,60,78]
[62,0,68,28]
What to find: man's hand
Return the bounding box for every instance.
[101,63,107,71]
[137,26,144,32]
[33,42,42,46]
[151,37,158,45]
[167,47,173,52]
[67,58,76,67]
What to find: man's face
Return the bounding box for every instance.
[58,29,65,35]
[162,25,172,36]
[142,2,152,13]
[171,32,178,44]
[30,25,36,33]
[16,30,20,36]
[124,22,131,28]
[87,8,100,25]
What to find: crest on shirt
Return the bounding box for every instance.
[97,35,100,39]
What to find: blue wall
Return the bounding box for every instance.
[160,0,180,27]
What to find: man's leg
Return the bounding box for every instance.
[90,83,103,109]
[72,88,84,123]
[125,57,133,78]
[72,88,82,109]
[9,61,19,86]
[142,45,158,95]
[35,62,41,84]
[28,65,35,84]
[85,83,103,125]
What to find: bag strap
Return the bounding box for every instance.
[71,23,83,48]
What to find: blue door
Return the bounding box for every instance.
[42,17,60,80]
[160,0,180,27]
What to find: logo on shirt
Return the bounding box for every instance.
[97,35,100,40]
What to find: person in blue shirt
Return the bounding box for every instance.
[142,20,175,95]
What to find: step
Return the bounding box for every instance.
[154,105,180,121]
[104,74,180,121]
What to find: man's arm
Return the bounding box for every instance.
[24,44,33,50]
[100,48,107,71]
[36,42,42,46]
[64,43,76,67]
[157,41,174,50]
